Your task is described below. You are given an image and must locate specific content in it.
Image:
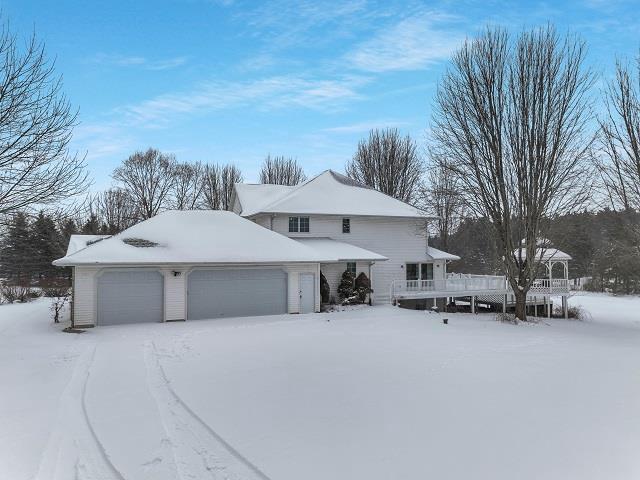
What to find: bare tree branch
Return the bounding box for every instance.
[346,128,423,204]
[259,155,307,185]
[0,20,88,215]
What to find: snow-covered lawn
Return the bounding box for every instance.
[1,293,639,480]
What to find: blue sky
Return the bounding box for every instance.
[4,0,639,189]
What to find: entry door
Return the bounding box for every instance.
[299,273,315,313]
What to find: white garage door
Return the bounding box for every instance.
[187,269,287,320]
[97,270,164,325]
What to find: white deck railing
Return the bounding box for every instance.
[391,274,569,299]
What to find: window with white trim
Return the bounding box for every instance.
[342,218,350,233]
[406,262,434,281]
[289,216,310,233]
[346,262,356,275]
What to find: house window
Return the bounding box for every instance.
[406,262,434,281]
[342,218,350,233]
[406,263,419,281]
[347,262,356,275]
[421,263,434,281]
[289,216,310,233]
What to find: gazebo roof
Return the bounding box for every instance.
[514,247,572,262]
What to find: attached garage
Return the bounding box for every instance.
[97,270,163,326]
[187,268,287,320]
[55,211,327,327]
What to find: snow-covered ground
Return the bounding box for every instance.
[1,293,639,480]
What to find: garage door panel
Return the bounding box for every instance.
[188,269,287,320]
[97,270,163,325]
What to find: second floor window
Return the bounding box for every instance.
[289,216,310,232]
[342,218,350,233]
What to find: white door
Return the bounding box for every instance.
[299,273,315,313]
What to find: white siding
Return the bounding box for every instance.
[269,215,431,302]
[73,266,99,327]
[321,261,370,303]
[162,269,186,321]
[285,263,320,313]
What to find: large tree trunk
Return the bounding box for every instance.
[514,289,527,321]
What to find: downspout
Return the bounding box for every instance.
[270,214,276,231]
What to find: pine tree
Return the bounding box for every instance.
[31,211,62,281]
[354,272,372,304]
[337,270,356,303]
[0,212,34,283]
[320,271,330,304]
[82,214,102,234]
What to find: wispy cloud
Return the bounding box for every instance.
[345,10,464,72]
[90,53,188,71]
[118,74,371,126]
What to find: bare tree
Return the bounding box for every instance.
[112,148,176,220]
[0,20,87,215]
[93,188,136,233]
[431,26,594,320]
[201,163,222,210]
[220,164,242,211]
[259,155,307,185]
[170,162,205,210]
[597,54,640,211]
[199,163,242,210]
[422,156,465,250]
[346,128,423,203]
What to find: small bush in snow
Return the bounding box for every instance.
[337,270,356,304]
[50,288,71,323]
[495,312,519,324]
[41,279,72,298]
[354,272,373,304]
[553,305,587,320]
[320,271,330,304]
[1,283,34,304]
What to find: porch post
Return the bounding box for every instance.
[503,294,507,313]
[547,296,551,318]
[368,262,374,306]
[563,295,568,319]
[471,296,475,314]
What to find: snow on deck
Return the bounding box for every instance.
[1,293,640,480]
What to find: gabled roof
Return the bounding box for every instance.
[426,246,461,261]
[53,210,333,266]
[234,170,430,218]
[294,237,388,262]
[65,234,110,256]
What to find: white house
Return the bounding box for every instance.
[54,170,462,327]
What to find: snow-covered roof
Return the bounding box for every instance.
[235,170,431,218]
[54,211,333,266]
[294,238,388,262]
[426,246,461,261]
[65,234,110,256]
[514,247,572,262]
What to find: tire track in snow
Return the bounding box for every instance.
[34,345,127,480]
[143,340,272,480]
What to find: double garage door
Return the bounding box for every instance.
[95,268,289,325]
[187,269,288,320]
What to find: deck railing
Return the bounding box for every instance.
[391,274,570,299]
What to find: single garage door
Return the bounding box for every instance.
[97,270,164,325]
[188,268,287,320]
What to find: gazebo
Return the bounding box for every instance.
[515,238,572,318]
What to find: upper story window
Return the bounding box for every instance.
[289,216,310,233]
[342,218,350,233]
